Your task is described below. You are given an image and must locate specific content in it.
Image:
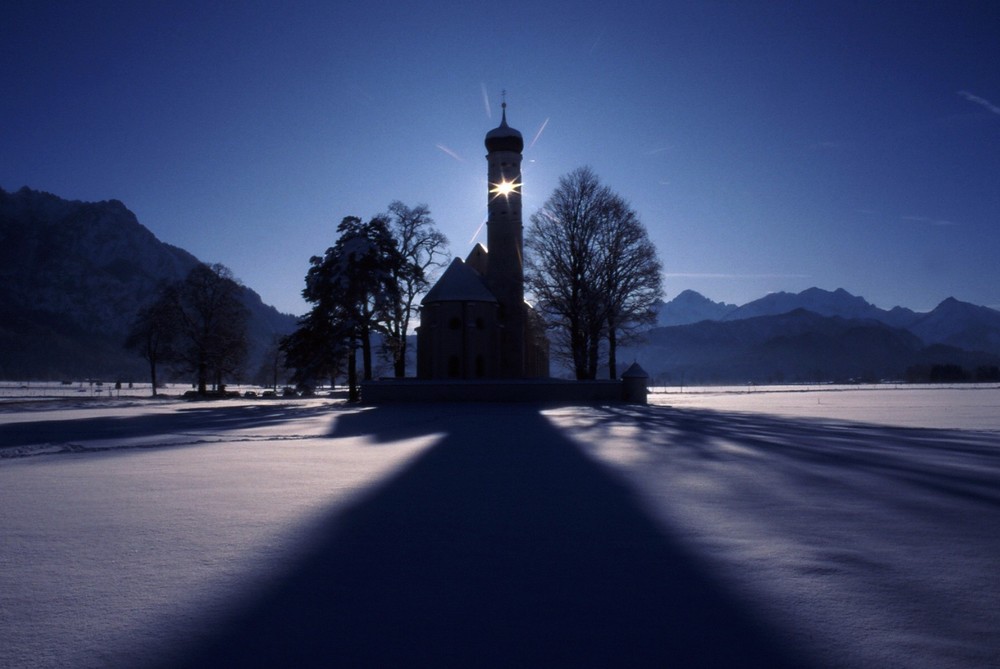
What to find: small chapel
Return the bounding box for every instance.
[416,103,549,380]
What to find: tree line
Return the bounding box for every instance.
[125,263,250,396]
[281,202,448,400]
[526,167,662,380]
[125,170,664,394]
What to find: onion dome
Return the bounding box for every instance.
[484,103,524,153]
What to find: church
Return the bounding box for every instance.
[416,104,549,380]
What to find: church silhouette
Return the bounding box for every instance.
[417,103,549,380]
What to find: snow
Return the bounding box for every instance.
[1,388,998,667]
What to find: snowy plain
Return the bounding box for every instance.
[1,386,998,667]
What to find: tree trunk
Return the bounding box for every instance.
[572,325,588,380]
[149,357,158,397]
[607,324,618,380]
[360,326,373,381]
[348,334,359,402]
[198,361,208,395]
[587,332,599,380]
[394,337,406,378]
[394,304,408,378]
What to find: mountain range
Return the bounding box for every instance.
[3,186,999,385]
[0,187,296,381]
[630,289,1000,384]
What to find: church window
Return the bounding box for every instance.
[448,317,462,330]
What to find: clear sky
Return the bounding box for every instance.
[2,1,998,315]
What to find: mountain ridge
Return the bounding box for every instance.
[633,289,1000,384]
[657,287,1000,353]
[621,307,1000,385]
[0,186,296,381]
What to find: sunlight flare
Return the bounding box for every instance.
[490,179,521,199]
[528,117,549,149]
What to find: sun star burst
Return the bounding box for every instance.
[490,179,521,198]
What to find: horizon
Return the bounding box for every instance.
[2,182,989,317]
[2,2,998,315]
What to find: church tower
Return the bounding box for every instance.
[484,100,526,377]
[416,99,547,381]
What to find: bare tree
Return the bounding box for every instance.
[596,194,663,379]
[525,167,662,379]
[171,263,250,395]
[255,333,289,390]
[383,201,449,377]
[124,286,180,396]
[525,167,607,379]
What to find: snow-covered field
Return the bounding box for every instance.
[1,387,998,667]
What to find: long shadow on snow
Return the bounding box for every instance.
[588,405,1000,508]
[0,402,334,451]
[162,403,806,668]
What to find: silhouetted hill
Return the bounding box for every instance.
[0,186,297,381]
[618,309,1000,385]
[710,288,1000,356]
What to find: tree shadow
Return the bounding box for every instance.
[0,402,337,453]
[584,405,1000,508]
[160,403,806,668]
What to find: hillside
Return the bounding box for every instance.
[620,306,1000,385]
[0,187,297,381]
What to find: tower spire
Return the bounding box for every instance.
[501,89,508,126]
[483,89,525,377]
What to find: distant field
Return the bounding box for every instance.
[0,381,286,401]
[650,382,1000,430]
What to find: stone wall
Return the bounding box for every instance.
[361,378,636,404]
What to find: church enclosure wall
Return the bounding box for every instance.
[361,379,635,404]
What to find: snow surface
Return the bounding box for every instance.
[1,389,998,667]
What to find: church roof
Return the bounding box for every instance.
[422,257,498,304]
[485,104,524,153]
[465,243,488,275]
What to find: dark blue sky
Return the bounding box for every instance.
[3,1,998,314]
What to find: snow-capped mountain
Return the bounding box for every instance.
[721,287,920,328]
[616,288,1000,384]
[654,290,737,326]
[619,308,999,385]
[909,297,1000,353]
[662,287,1000,356]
